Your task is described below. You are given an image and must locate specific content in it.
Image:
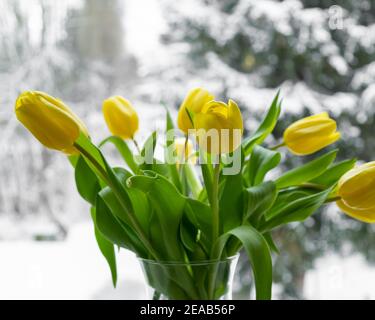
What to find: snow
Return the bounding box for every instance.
[124,0,167,58]
[305,253,375,299]
[360,83,375,114]
[0,221,146,299]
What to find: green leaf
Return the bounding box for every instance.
[310,158,356,186]
[75,132,106,173]
[74,134,152,257]
[128,171,186,261]
[261,187,332,231]
[68,154,79,167]
[74,155,101,205]
[185,198,213,253]
[140,131,157,170]
[95,194,147,256]
[213,225,272,300]
[201,163,213,203]
[184,164,203,198]
[99,168,151,238]
[247,145,281,186]
[245,181,277,224]
[275,150,338,189]
[164,110,184,192]
[243,91,281,156]
[263,232,280,255]
[143,131,158,154]
[265,188,314,221]
[91,207,117,287]
[129,171,203,298]
[219,172,244,233]
[180,212,198,252]
[99,136,138,174]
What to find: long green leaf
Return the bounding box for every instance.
[96,194,146,254]
[184,164,203,198]
[213,225,273,300]
[75,155,101,205]
[99,168,151,237]
[201,163,213,203]
[180,212,198,252]
[275,150,338,189]
[128,171,186,261]
[310,158,356,186]
[242,91,281,156]
[245,181,277,224]
[265,188,314,221]
[261,187,332,231]
[99,136,138,174]
[247,145,281,186]
[185,198,212,253]
[91,207,117,287]
[263,232,280,254]
[164,110,183,191]
[140,131,157,170]
[219,173,244,233]
[75,132,106,172]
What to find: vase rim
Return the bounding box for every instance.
[137,253,240,266]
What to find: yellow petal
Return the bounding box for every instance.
[286,132,340,156]
[337,200,375,223]
[228,99,244,133]
[338,162,375,209]
[283,112,340,155]
[194,99,243,154]
[102,96,139,139]
[177,88,214,133]
[15,91,87,155]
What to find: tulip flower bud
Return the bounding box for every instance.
[102,96,139,140]
[174,137,197,165]
[177,88,214,134]
[194,99,243,154]
[15,91,88,155]
[336,161,375,223]
[283,112,340,155]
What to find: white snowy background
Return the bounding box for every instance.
[0,0,374,299]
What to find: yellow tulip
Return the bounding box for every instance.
[194,99,243,154]
[15,91,88,155]
[283,112,340,155]
[177,88,214,134]
[102,96,139,140]
[174,137,197,165]
[336,161,375,223]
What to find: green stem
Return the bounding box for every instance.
[178,135,189,195]
[132,138,141,154]
[270,141,286,150]
[74,142,161,261]
[180,136,189,167]
[300,182,327,190]
[325,196,342,203]
[211,157,221,252]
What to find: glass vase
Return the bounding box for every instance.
[138,254,239,300]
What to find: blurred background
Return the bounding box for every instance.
[0,0,374,299]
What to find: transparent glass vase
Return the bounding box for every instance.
[139,254,239,300]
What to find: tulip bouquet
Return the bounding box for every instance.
[15,89,374,300]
